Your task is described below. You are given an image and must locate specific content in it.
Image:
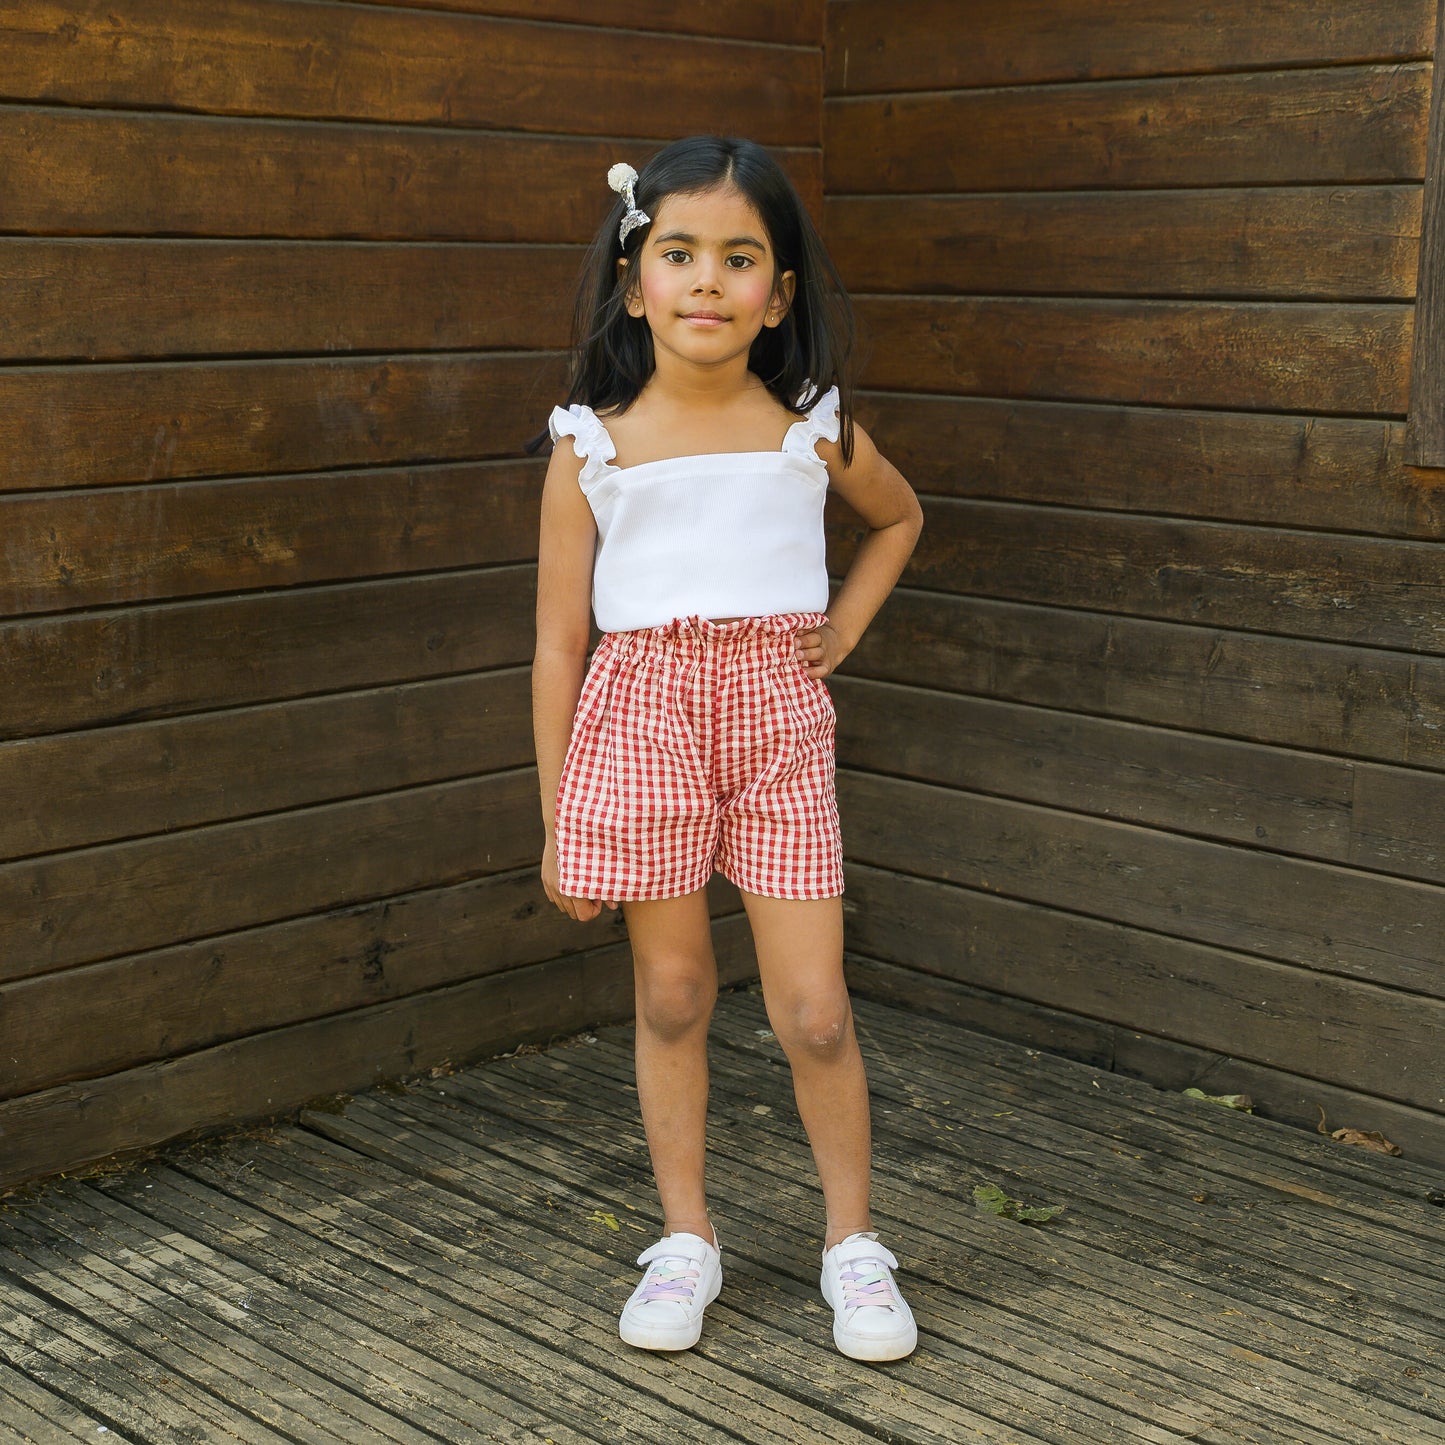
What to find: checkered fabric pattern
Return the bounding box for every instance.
[555,613,844,902]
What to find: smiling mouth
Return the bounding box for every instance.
[682,311,727,323]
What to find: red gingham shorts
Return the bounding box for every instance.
[554,613,844,902]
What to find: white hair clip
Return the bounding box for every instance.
[608,162,651,245]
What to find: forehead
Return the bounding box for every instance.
[648,185,771,250]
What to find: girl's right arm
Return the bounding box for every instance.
[532,439,608,922]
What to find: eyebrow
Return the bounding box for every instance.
[653,230,767,251]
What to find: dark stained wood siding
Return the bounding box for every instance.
[0,0,821,1187]
[1408,1,1445,465]
[825,0,1445,1163]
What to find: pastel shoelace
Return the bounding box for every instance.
[839,1261,900,1312]
[637,1261,702,1305]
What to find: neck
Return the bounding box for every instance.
[645,350,764,410]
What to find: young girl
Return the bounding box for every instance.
[532,136,923,1362]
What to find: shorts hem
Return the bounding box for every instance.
[717,863,844,902]
[555,867,843,903]
[554,873,714,903]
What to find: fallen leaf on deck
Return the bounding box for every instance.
[587,1210,621,1230]
[973,1183,1065,1224]
[1329,1128,1400,1156]
[1183,1088,1253,1111]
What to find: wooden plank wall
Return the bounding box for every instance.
[0,0,822,1188]
[824,0,1445,1162]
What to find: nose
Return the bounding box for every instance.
[691,257,724,294]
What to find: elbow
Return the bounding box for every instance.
[904,492,924,548]
[533,613,593,671]
[533,635,591,671]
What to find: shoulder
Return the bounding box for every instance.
[547,400,616,490]
[815,419,872,482]
[542,404,587,492]
[777,382,839,462]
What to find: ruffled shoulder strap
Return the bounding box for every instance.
[548,403,618,490]
[781,384,841,462]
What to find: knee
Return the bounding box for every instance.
[772,995,854,1062]
[636,970,715,1043]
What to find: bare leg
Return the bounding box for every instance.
[741,892,872,1249]
[622,889,718,1241]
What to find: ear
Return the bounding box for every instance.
[764,269,797,328]
[617,257,646,318]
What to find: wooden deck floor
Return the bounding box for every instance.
[0,988,1442,1444]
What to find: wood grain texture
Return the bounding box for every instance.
[0,1,818,145]
[826,0,1435,94]
[339,0,823,46]
[835,676,1445,888]
[836,498,1445,654]
[827,188,1422,300]
[0,239,578,362]
[841,863,1445,1113]
[854,296,1412,415]
[0,567,535,741]
[823,1,1445,1152]
[0,0,821,1184]
[0,669,533,863]
[772,1004,1445,1248]
[852,395,1445,540]
[0,1271,294,1444]
[0,769,540,982]
[842,590,1445,773]
[0,874,743,1098]
[1406,0,1445,466]
[0,1368,110,1443]
[328,1020,1445,1417]
[0,460,542,617]
[0,108,821,241]
[0,917,758,1189]
[826,66,1429,193]
[39,1177,789,1445]
[839,769,1445,998]
[837,676,1336,871]
[0,354,566,492]
[0,109,617,241]
[844,955,1445,1167]
[1,989,1438,1445]
[12,1163,873,1445]
[347,1038,1445,1436]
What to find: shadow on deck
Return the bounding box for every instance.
[0,989,1442,1443]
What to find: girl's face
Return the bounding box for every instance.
[621,185,795,372]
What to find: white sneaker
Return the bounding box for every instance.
[618,1231,722,1350]
[820,1232,918,1361]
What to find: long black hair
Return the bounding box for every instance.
[532,135,856,462]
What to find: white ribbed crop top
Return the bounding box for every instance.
[548,387,839,633]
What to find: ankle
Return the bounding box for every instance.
[664,1216,716,1245]
[824,1222,874,1251]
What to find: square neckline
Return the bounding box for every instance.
[587,406,817,477]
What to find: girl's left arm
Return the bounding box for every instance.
[797,424,923,680]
